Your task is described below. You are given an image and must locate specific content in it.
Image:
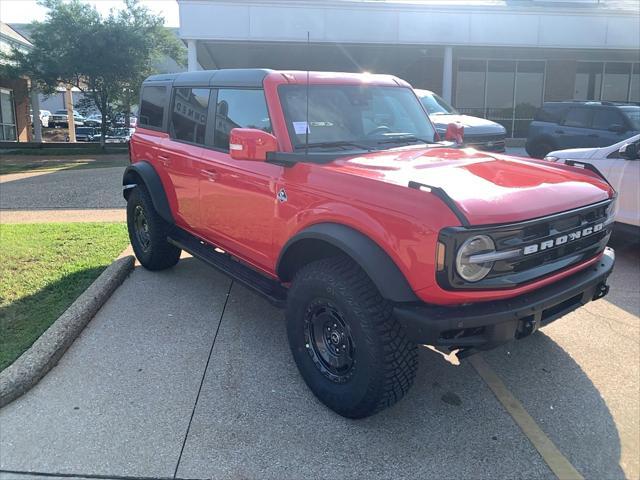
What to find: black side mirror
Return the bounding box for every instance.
[619,142,639,160]
[609,124,627,134]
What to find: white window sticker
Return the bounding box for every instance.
[293,121,310,135]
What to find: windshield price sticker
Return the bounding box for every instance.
[293,121,310,135]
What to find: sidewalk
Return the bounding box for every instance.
[1,245,637,479]
[1,209,125,224]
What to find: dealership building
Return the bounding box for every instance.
[177,0,640,137]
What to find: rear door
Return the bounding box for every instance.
[590,108,632,147]
[157,86,215,233]
[558,107,595,148]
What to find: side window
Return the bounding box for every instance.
[170,88,210,144]
[139,86,167,129]
[213,89,271,150]
[563,108,591,128]
[591,109,624,131]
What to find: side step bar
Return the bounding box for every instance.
[168,228,288,308]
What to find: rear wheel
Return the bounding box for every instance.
[126,185,181,270]
[286,256,418,418]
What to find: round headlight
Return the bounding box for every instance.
[455,235,495,283]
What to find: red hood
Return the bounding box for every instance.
[328,147,613,225]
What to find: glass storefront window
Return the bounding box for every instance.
[0,88,17,141]
[602,63,632,102]
[630,63,640,103]
[514,61,545,137]
[574,62,603,100]
[455,59,486,118]
[454,59,545,137]
[486,60,516,132]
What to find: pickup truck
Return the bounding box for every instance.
[125,69,615,418]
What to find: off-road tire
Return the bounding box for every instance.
[286,256,418,418]
[126,185,181,271]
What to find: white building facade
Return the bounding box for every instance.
[178,0,640,136]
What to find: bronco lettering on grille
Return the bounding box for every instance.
[523,223,604,255]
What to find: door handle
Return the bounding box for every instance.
[555,130,565,134]
[201,168,218,181]
[158,155,170,166]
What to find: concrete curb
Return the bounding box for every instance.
[0,255,135,409]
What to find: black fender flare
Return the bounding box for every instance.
[277,223,419,303]
[122,161,174,224]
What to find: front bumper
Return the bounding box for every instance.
[393,247,614,356]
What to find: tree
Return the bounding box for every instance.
[2,0,185,144]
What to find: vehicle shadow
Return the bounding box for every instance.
[176,268,625,480]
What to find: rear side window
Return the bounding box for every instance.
[139,86,167,129]
[213,89,271,150]
[563,108,591,128]
[170,88,210,144]
[591,109,624,130]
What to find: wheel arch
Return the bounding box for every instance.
[277,223,419,303]
[122,161,174,224]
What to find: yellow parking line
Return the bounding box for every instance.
[469,355,584,480]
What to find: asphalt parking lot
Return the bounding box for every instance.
[1,236,637,480]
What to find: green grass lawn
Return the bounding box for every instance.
[0,223,130,371]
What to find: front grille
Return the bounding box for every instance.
[437,200,612,290]
[464,134,505,144]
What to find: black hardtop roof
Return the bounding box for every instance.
[143,69,273,88]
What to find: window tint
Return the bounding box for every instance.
[591,109,624,130]
[171,88,210,144]
[139,86,167,129]
[563,108,591,128]
[214,89,271,150]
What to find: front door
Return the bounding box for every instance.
[199,88,280,272]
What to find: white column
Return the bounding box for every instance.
[187,39,199,72]
[30,88,42,143]
[442,46,453,104]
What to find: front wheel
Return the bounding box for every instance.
[286,257,418,418]
[126,185,181,271]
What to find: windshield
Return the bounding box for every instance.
[279,85,437,150]
[76,128,93,134]
[621,106,640,130]
[418,92,458,115]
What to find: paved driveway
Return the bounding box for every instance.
[0,167,125,210]
[1,240,637,480]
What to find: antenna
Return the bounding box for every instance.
[305,31,310,155]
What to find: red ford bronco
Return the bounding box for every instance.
[125,69,615,418]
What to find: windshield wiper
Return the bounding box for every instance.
[300,141,374,151]
[374,135,435,146]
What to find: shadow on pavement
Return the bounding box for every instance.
[606,232,640,317]
[176,266,622,479]
[483,332,625,480]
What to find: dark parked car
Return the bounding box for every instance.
[526,101,640,158]
[68,126,99,142]
[414,89,506,152]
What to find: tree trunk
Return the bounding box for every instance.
[65,87,76,143]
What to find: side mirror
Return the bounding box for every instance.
[445,122,464,145]
[619,142,639,160]
[229,128,278,162]
[609,124,627,134]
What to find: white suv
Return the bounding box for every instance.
[545,135,640,233]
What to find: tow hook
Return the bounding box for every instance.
[593,283,610,301]
[425,345,461,366]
